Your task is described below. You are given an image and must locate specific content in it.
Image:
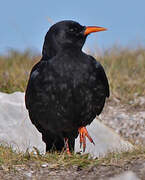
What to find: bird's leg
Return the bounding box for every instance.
[78,127,95,152]
[64,138,71,155]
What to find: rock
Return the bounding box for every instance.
[0,92,45,153]
[108,171,140,180]
[0,92,134,157]
[41,163,49,168]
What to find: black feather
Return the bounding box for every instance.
[25,20,109,152]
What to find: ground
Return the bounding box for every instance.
[0,157,145,179]
[0,99,145,180]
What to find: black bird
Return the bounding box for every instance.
[25,20,109,154]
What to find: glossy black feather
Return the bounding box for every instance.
[25,20,109,152]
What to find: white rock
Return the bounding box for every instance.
[41,163,49,168]
[108,171,140,180]
[0,92,45,153]
[0,92,134,157]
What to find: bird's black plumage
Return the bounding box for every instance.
[25,20,109,152]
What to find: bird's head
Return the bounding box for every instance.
[42,20,107,59]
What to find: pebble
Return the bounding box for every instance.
[41,163,49,168]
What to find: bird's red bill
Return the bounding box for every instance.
[78,126,95,152]
[84,26,107,35]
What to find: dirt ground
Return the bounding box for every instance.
[0,157,145,180]
[0,99,145,180]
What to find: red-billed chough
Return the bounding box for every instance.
[25,20,109,154]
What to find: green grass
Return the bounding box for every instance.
[0,145,96,168]
[0,145,144,170]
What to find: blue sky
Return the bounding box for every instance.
[0,0,145,54]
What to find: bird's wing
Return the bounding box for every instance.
[90,56,110,98]
[25,62,41,109]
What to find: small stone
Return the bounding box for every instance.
[24,172,32,177]
[41,163,49,168]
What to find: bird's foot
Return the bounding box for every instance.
[64,138,71,155]
[78,126,95,152]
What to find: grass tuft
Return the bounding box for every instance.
[0,144,144,170]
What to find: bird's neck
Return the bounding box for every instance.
[61,44,82,54]
[42,42,82,60]
[42,39,62,60]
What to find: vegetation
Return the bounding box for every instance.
[0,47,145,103]
[98,46,145,103]
[0,50,39,93]
[0,47,145,171]
[0,145,144,170]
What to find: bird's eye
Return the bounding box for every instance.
[69,28,75,32]
[69,27,78,33]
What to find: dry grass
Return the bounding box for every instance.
[96,46,145,103]
[0,46,145,103]
[0,145,95,169]
[0,144,144,170]
[0,50,39,93]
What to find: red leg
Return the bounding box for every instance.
[78,127,95,152]
[64,138,71,155]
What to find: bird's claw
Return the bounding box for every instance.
[64,138,71,155]
[78,127,95,152]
